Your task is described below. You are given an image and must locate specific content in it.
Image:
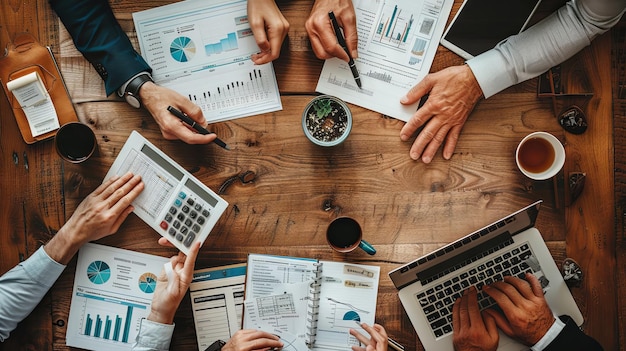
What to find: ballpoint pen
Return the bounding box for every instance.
[328,11,362,89]
[167,106,230,150]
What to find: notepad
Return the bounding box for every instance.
[0,34,78,143]
[243,254,380,350]
[6,71,60,138]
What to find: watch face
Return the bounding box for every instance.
[124,92,141,108]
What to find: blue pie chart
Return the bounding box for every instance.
[170,36,196,62]
[343,310,361,322]
[87,260,111,285]
[138,272,158,293]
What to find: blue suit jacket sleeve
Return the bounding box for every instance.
[544,315,604,351]
[49,0,151,96]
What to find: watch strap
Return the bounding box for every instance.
[204,339,226,351]
[120,72,154,108]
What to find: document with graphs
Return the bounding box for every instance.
[66,243,168,351]
[133,0,282,123]
[243,254,380,350]
[316,0,454,121]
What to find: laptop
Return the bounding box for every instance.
[104,131,228,255]
[389,201,583,351]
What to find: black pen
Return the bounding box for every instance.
[167,106,230,150]
[328,11,361,89]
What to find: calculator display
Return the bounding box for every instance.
[141,144,184,180]
[186,179,218,207]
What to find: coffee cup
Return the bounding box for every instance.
[55,122,97,163]
[326,217,376,255]
[515,131,565,180]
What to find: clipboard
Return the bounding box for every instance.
[0,33,78,144]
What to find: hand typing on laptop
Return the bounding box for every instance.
[452,273,602,351]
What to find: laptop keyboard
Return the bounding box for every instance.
[416,241,546,338]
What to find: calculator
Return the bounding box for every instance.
[104,131,228,254]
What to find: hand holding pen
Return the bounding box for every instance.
[350,322,404,351]
[328,11,361,88]
[167,106,230,150]
[304,0,359,60]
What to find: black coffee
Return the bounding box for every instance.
[56,123,96,162]
[327,217,361,249]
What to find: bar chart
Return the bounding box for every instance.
[75,291,148,346]
[373,3,415,49]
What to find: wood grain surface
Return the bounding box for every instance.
[0,0,623,350]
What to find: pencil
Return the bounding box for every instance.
[328,11,362,89]
[167,106,230,150]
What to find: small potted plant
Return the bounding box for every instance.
[302,95,352,146]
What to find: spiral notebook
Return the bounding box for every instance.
[243,254,380,350]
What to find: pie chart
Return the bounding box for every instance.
[170,36,196,63]
[138,272,158,293]
[343,310,361,322]
[87,260,111,285]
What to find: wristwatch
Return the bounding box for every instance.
[204,339,226,351]
[119,73,154,108]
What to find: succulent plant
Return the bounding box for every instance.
[312,98,333,119]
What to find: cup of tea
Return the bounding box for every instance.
[54,122,97,163]
[515,131,565,180]
[326,217,376,255]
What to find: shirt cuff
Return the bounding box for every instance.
[23,246,66,287]
[530,316,566,351]
[134,318,174,351]
[466,49,518,99]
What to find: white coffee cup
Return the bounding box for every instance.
[515,131,565,180]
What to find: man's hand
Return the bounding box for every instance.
[45,172,144,264]
[305,0,357,61]
[350,323,388,351]
[400,65,483,163]
[452,286,499,351]
[483,273,555,345]
[222,329,283,351]
[139,82,217,145]
[147,241,200,325]
[248,0,290,64]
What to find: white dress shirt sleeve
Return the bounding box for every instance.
[131,318,175,351]
[530,316,566,351]
[466,0,626,98]
[0,246,66,342]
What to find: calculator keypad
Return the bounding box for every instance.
[159,191,210,248]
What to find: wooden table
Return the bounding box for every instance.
[1,0,624,350]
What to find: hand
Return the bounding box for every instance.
[305,0,357,61]
[483,273,555,345]
[400,65,483,163]
[147,241,201,325]
[452,286,499,351]
[248,0,290,64]
[45,172,144,264]
[350,323,388,351]
[222,329,283,351]
[139,81,217,145]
